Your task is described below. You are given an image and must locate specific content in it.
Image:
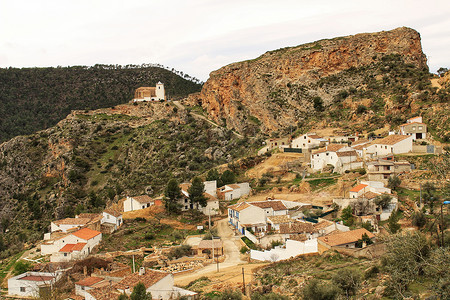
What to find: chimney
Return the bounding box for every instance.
[139,267,145,275]
[83,266,87,276]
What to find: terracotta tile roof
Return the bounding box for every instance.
[131,195,153,203]
[308,134,323,139]
[115,269,169,290]
[400,122,425,127]
[19,275,55,282]
[350,184,368,193]
[267,215,292,224]
[59,243,87,252]
[373,135,411,145]
[76,276,104,287]
[53,218,91,226]
[204,192,217,202]
[77,213,101,219]
[228,202,251,212]
[198,240,223,249]
[361,191,379,200]
[327,144,347,152]
[179,183,191,192]
[336,150,357,157]
[318,228,375,247]
[279,222,316,234]
[71,228,101,240]
[103,207,122,218]
[86,285,121,300]
[313,144,346,154]
[250,200,287,211]
[313,220,334,230]
[227,184,241,189]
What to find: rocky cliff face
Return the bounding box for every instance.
[192,27,428,134]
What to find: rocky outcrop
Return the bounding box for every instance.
[194,27,427,134]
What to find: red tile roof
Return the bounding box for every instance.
[71,228,101,240]
[86,285,121,300]
[318,228,375,247]
[19,275,55,282]
[59,243,87,252]
[76,276,104,287]
[336,150,357,157]
[53,218,91,226]
[349,184,368,193]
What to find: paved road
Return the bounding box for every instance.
[174,219,245,283]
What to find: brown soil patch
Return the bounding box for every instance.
[122,205,165,220]
[246,153,304,179]
[160,218,196,230]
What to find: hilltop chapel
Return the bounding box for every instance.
[132,82,165,102]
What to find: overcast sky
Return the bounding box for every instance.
[0,0,449,81]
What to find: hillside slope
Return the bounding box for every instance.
[0,102,255,255]
[187,27,448,140]
[0,65,202,142]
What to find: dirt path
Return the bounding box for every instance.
[174,219,247,285]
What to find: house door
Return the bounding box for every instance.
[416,133,422,139]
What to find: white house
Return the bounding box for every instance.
[75,276,106,298]
[85,268,197,300]
[217,182,251,201]
[41,227,102,262]
[179,181,220,215]
[8,271,62,298]
[123,195,154,212]
[228,200,288,234]
[365,135,413,158]
[250,239,318,262]
[50,217,92,233]
[310,144,361,173]
[132,82,165,102]
[101,208,123,231]
[399,116,427,140]
[292,133,329,150]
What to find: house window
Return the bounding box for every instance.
[412,126,416,130]
[418,126,423,130]
[385,146,387,149]
[107,215,110,219]
[81,286,85,290]
[20,287,26,292]
[326,153,329,156]
[64,253,68,257]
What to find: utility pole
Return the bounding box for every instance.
[419,183,422,207]
[132,255,135,273]
[242,267,246,295]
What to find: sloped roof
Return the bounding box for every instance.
[373,135,411,145]
[103,207,122,218]
[267,215,292,224]
[71,228,101,240]
[349,184,368,193]
[204,192,217,202]
[227,184,241,190]
[53,218,91,226]
[76,276,104,287]
[59,243,87,252]
[86,285,121,300]
[400,122,426,127]
[131,195,153,203]
[250,200,287,211]
[314,220,334,230]
[228,202,251,212]
[115,269,169,290]
[19,275,55,282]
[314,144,346,154]
[179,183,191,193]
[318,228,375,246]
[336,150,357,157]
[198,239,223,249]
[279,221,316,234]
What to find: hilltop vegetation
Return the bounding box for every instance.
[0,102,257,257]
[0,64,202,143]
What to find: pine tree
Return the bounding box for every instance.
[130,282,152,300]
[188,177,207,208]
[165,179,182,212]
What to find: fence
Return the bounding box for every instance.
[283,148,303,153]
